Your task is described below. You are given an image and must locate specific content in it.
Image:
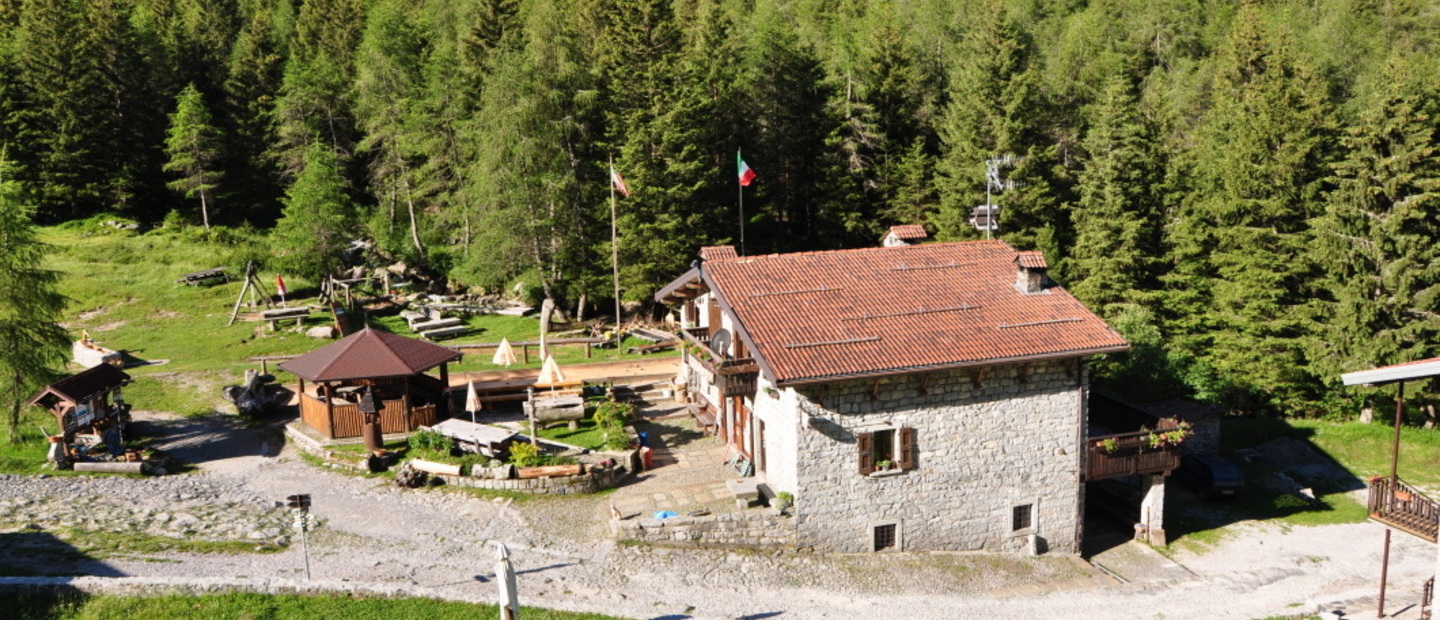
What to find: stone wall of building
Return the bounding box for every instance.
[752,376,799,493]
[611,508,796,549]
[789,359,1086,554]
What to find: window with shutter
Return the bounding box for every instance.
[898,427,916,470]
[857,431,874,475]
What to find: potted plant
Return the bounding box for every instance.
[773,491,794,512]
[875,459,894,472]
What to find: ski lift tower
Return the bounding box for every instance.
[971,155,1018,239]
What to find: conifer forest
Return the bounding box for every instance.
[2,0,1440,416]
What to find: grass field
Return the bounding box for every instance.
[1,220,673,473]
[12,591,627,620]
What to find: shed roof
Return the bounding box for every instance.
[678,239,1128,386]
[28,364,131,406]
[279,328,462,382]
[1340,357,1440,387]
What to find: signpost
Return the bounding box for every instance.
[286,494,313,581]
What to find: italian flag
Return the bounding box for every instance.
[737,152,756,187]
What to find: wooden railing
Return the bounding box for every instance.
[1368,476,1439,543]
[1084,430,1183,481]
[298,393,436,440]
[680,327,758,397]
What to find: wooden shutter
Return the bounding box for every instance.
[898,427,917,470]
[857,431,874,475]
[707,298,722,330]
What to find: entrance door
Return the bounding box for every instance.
[732,397,750,458]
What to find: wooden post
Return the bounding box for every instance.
[585,342,592,359]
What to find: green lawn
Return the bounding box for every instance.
[1,221,674,474]
[13,591,627,620]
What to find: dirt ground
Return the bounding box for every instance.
[3,407,1437,620]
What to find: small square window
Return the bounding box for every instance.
[1012,504,1033,532]
[873,523,897,551]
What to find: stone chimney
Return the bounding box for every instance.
[1015,251,1049,294]
[881,225,928,247]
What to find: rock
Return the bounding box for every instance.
[306,326,338,339]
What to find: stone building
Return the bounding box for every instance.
[657,238,1136,554]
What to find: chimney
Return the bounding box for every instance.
[1015,251,1049,294]
[881,225,928,247]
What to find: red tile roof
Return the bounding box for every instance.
[700,240,1128,385]
[700,245,738,261]
[885,225,928,241]
[279,328,462,382]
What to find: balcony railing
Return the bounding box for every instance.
[1084,430,1183,482]
[681,327,759,398]
[1368,476,1439,543]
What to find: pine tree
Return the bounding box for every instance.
[354,0,426,261]
[1310,54,1440,384]
[1164,5,1336,412]
[271,141,357,280]
[222,7,285,223]
[1067,74,1165,315]
[270,0,365,177]
[0,154,68,444]
[163,83,224,230]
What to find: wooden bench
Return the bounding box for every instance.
[688,403,717,435]
[421,325,468,340]
[629,327,676,343]
[176,268,229,286]
[626,341,678,355]
[414,317,463,333]
[400,310,428,329]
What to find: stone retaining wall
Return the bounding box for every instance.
[432,467,623,495]
[611,509,796,549]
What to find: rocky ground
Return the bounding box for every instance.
[2,408,1437,620]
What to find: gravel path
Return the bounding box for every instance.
[3,410,1437,619]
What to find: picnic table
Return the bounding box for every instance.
[260,307,310,329]
[428,419,516,458]
[176,268,229,286]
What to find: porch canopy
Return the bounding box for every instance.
[280,327,462,439]
[1341,357,1440,387]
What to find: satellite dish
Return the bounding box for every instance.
[709,329,732,359]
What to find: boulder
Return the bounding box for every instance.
[306,325,337,339]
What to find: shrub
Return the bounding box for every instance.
[593,401,635,428]
[408,429,453,454]
[508,442,542,467]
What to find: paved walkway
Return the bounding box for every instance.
[607,406,741,520]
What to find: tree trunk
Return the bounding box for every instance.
[403,174,424,257]
[199,189,211,231]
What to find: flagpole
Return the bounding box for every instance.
[610,155,622,349]
[738,149,745,256]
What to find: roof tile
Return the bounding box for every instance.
[703,240,1128,385]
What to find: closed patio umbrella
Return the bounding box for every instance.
[494,542,519,620]
[535,355,565,387]
[465,379,482,422]
[492,338,518,367]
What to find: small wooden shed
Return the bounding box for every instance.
[28,364,132,440]
[280,327,462,440]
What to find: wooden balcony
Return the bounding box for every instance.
[1368,476,1439,543]
[1084,430,1183,482]
[681,327,759,398]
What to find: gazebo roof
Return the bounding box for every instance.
[279,328,462,382]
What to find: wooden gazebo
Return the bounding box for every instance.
[280,328,461,440]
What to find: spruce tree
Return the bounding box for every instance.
[1164,5,1335,412]
[1311,54,1440,384]
[0,154,68,444]
[163,83,224,230]
[271,141,357,281]
[1068,74,1165,316]
[222,7,285,223]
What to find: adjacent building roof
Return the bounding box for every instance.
[28,363,131,407]
[667,239,1128,386]
[884,225,929,242]
[1340,357,1440,387]
[279,328,462,382]
[699,245,738,261]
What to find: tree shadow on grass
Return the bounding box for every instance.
[0,531,125,578]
